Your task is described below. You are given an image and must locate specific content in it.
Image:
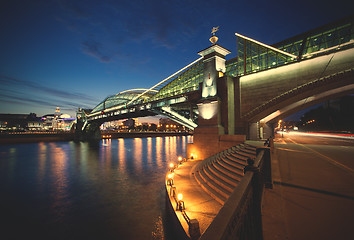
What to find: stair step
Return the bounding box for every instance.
[241,148,256,155]
[225,152,247,164]
[240,144,257,154]
[204,165,235,192]
[241,143,257,150]
[230,151,252,161]
[208,164,239,188]
[199,167,231,199]
[239,150,256,158]
[221,154,246,171]
[194,170,227,204]
[217,159,244,177]
[192,143,258,206]
[213,160,243,181]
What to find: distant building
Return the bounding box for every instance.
[123,118,135,129]
[158,118,183,131]
[0,108,75,132]
[42,112,74,131]
[159,118,178,126]
[0,113,29,131]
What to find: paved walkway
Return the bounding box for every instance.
[166,160,222,237]
[261,137,354,240]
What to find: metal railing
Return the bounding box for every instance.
[200,147,272,240]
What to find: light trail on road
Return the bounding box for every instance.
[283,131,354,140]
[286,137,354,175]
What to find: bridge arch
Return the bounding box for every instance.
[245,68,354,123]
[91,89,158,114]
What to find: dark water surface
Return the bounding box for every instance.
[0,136,192,240]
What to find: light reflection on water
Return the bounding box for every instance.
[0,136,193,240]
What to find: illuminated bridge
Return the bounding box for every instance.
[76,16,354,148]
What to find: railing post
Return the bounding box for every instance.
[263,148,273,189]
[244,158,264,240]
[256,147,273,189]
[251,169,264,240]
[189,219,201,240]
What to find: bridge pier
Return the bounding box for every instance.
[249,122,275,140]
[187,43,246,160]
[74,120,101,141]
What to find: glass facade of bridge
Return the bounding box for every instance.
[276,22,353,57]
[151,60,203,101]
[91,90,156,114]
[227,16,354,76]
[236,38,295,76]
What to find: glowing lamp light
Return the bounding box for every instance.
[169,163,175,172]
[178,156,183,162]
[176,193,185,211]
[177,193,183,201]
[167,173,174,186]
[198,101,218,120]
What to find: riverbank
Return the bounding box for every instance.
[0,131,192,144]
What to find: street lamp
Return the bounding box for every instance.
[167,173,174,186]
[176,193,185,211]
[169,162,175,172]
[178,156,183,165]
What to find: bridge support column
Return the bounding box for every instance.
[74,121,101,141]
[187,43,246,160]
[249,121,275,140]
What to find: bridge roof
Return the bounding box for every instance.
[91,89,157,114]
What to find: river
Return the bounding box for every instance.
[0,136,192,240]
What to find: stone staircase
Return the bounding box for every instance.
[193,143,257,204]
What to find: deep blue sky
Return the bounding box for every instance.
[1,0,353,118]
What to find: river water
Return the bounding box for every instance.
[0,136,192,240]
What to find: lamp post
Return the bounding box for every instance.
[167,173,174,186]
[176,193,185,211]
[178,156,183,165]
[169,162,175,172]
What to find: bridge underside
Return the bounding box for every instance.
[233,47,354,140]
[240,48,354,121]
[248,69,354,123]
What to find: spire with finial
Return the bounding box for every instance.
[209,26,219,44]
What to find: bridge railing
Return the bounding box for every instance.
[200,147,272,240]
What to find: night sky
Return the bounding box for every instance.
[1,0,353,118]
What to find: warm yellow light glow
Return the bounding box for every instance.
[177,193,183,201]
[178,156,182,162]
[198,101,218,120]
[168,173,173,179]
[169,163,174,168]
[277,120,283,129]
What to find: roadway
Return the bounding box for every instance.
[261,132,354,240]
